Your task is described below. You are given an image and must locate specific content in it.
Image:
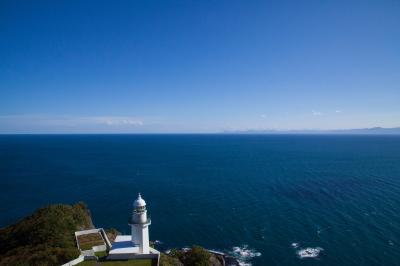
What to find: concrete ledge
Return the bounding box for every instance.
[61,255,85,266]
[75,228,112,251]
[93,245,107,252]
[107,252,159,260]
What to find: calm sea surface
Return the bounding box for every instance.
[1,135,400,265]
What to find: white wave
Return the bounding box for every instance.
[297,247,323,259]
[153,240,163,245]
[229,245,261,266]
[291,242,299,248]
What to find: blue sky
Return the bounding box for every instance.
[1,0,399,133]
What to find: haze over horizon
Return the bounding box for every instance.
[1,1,399,133]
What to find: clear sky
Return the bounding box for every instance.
[1,0,399,133]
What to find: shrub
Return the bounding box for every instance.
[0,203,93,266]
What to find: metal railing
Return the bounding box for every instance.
[128,215,151,225]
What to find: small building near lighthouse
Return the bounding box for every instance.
[107,193,160,261]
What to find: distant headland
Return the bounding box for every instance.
[223,127,400,135]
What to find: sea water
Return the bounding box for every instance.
[1,134,400,265]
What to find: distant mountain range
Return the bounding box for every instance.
[223,127,400,135]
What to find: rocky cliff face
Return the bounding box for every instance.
[160,246,232,266]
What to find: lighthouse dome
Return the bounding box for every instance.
[133,193,146,207]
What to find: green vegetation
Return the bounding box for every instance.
[95,250,108,258]
[159,253,183,266]
[170,246,210,266]
[0,202,224,266]
[160,246,222,266]
[0,202,93,266]
[78,259,153,266]
[106,228,120,242]
[77,232,105,250]
[181,246,211,266]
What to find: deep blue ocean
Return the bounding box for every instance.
[1,135,400,265]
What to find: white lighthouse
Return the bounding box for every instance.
[129,193,151,254]
[106,193,159,261]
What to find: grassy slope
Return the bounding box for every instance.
[0,202,93,266]
[77,232,105,250]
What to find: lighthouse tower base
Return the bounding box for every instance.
[131,224,150,254]
[108,194,159,261]
[108,235,159,261]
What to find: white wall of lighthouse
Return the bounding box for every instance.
[130,193,151,254]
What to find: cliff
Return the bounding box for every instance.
[160,246,226,266]
[0,203,237,266]
[0,202,93,266]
